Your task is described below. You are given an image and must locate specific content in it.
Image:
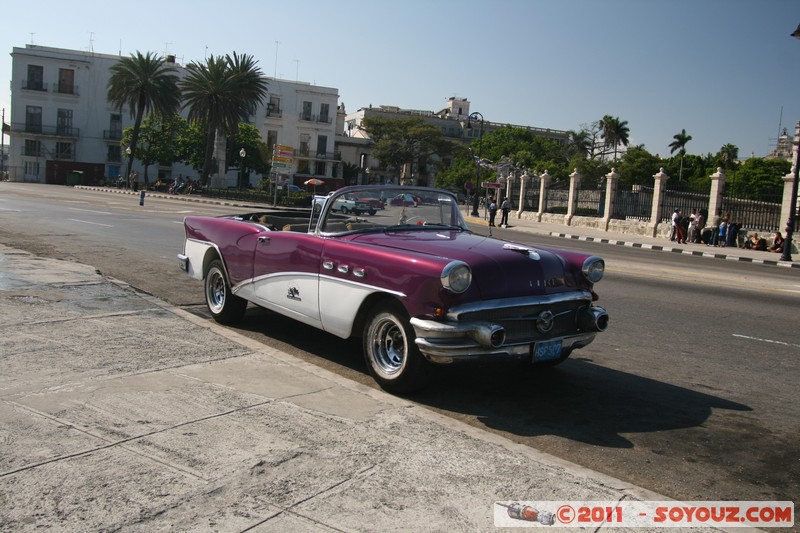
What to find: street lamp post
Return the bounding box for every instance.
[466,112,484,217]
[783,24,800,261]
[125,146,132,189]
[239,147,246,190]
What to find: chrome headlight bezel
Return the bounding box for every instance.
[582,256,605,284]
[441,260,472,293]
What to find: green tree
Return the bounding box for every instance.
[564,129,591,162]
[599,115,630,161]
[121,112,187,183]
[180,53,268,185]
[107,51,181,184]
[716,143,739,170]
[616,145,660,185]
[229,123,271,179]
[668,129,693,181]
[727,158,790,200]
[361,116,450,184]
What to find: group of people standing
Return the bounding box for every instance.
[671,208,786,252]
[670,208,708,244]
[487,196,513,227]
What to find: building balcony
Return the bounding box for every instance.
[104,130,123,141]
[52,83,79,96]
[298,113,333,124]
[21,80,47,92]
[12,123,80,138]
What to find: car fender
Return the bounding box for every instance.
[180,238,223,281]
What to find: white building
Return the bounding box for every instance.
[7,44,341,188]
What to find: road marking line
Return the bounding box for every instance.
[67,218,114,227]
[68,207,112,215]
[733,334,800,349]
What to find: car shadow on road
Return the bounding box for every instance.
[408,355,752,449]
[203,307,752,450]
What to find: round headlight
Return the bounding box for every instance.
[441,261,471,293]
[582,256,604,283]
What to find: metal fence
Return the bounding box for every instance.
[576,185,603,217]
[520,176,540,211]
[611,184,653,221]
[720,189,784,233]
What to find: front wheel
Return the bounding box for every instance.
[362,301,431,394]
[205,259,247,324]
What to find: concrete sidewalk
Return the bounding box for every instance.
[0,244,742,532]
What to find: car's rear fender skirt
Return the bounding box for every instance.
[180,238,223,280]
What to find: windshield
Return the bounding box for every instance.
[317,186,468,235]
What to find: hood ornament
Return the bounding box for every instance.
[502,243,541,260]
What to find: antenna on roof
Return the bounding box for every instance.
[29,33,35,45]
[274,41,280,77]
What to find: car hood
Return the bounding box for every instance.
[349,230,586,299]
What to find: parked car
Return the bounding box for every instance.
[313,193,376,215]
[178,185,609,393]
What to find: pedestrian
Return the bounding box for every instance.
[500,197,512,227]
[670,208,680,241]
[488,196,498,227]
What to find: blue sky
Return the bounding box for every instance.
[3,0,799,159]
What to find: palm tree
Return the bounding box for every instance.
[180,53,268,185]
[599,115,630,161]
[565,129,591,161]
[669,129,693,181]
[107,51,181,184]
[717,143,739,169]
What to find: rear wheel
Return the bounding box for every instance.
[205,259,247,324]
[363,301,431,394]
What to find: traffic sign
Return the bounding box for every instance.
[273,144,293,152]
[272,162,292,169]
[272,155,293,163]
[482,181,504,189]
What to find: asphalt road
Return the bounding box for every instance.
[1,182,798,511]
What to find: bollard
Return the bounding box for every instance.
[139,190,145,206]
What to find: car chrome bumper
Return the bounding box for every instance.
[410,303,607,364]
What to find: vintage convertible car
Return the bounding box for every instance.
[178,185,608,393]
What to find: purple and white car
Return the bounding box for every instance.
[178,185,608,393]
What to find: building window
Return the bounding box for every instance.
[26,106,42,133]
[319,103,330,124]
[299,138,310,157]
[24,161,40,176]
[109,113,122,139]
[301,101,312,121]
[107,145,121,162]
[57,109,74,135]
[267,130,278,150]
[55,142,72,160]
[316,135,327,156]
[267,96,281,117]
[26,65,45,91]
[58,68,75,94]
[297,160,310,174]
[24,139,42,157]
[315,162,326,176]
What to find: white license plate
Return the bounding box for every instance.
[533,340,562,362]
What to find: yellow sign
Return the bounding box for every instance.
[272,155,293,163]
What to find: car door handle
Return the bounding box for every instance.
[258,235,270,243]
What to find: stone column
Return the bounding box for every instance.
[601,168,619,231]
[565,168,581,226]
[516,172,528,218]
[537,170,551,222]
[781,168,798,235]
[707,167,727,224]
[647,167,670,237]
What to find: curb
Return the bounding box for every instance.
[550,232,800,270]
